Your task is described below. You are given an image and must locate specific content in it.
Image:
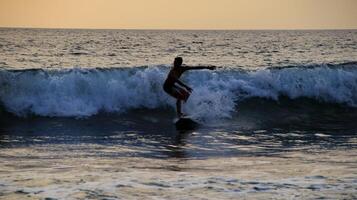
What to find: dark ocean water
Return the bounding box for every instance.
[0,29,356,199]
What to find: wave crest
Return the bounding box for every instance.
[1,63,356,118]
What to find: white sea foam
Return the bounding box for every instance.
[0,64,356,118]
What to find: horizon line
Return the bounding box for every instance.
[1,26,356,31]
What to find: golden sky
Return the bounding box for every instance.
[0,0,356,29]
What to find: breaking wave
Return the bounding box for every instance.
[1,63,356,118]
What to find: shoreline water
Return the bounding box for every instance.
[0,146,356,199]
[1,104,356,199]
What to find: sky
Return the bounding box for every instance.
[0,0,356,30]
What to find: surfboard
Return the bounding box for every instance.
[175,116,198,130]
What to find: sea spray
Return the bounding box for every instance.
[1,63,356,118]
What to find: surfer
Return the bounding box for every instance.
[163,57,216,117]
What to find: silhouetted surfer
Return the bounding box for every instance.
[163,57,216,117]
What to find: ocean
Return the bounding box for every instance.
[0,28,356,199]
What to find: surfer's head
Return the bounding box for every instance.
[174,57,183,67]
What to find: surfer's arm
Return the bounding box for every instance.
[184,65,216,70]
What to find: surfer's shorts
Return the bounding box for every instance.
[163,84,190,102]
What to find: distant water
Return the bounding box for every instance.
[0,28,356,199]
[0,28,356,69]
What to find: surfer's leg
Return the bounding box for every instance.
[176,100,183,117]
[177,87,190,103]
[167,86,188,102]
[165,86,181,99]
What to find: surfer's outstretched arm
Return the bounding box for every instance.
[184,66,216,70]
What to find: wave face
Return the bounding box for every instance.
[1,63,357,118]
